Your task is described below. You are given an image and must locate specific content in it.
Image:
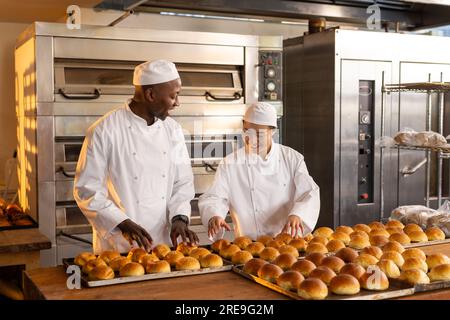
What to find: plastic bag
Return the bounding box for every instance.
[390,205,437,229]
[393,128,447,148]
[426,200,450,237]
[393,127,417,146]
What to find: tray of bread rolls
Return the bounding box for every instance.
[64,243,232,288]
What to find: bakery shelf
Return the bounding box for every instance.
[383,82,450,93]
[392,145,450,159]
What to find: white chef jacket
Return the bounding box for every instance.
[73,100,194,254]
[198,143,320,240]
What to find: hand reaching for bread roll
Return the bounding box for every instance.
[281,215,304,238]
[118,219,153,252]
[170,219,199,247]
[208,216,231,239]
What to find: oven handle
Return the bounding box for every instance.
[205,91,241,101]
[56,166,76,178]
[58,88,101,100]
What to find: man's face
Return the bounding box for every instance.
[242,120,273,157]
[144,78,181,120]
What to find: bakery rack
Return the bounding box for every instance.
[380,73,450,217]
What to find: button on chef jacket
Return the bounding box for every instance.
[199,143,320,240]
[73,100,194,254]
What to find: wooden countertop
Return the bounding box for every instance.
[0,228,51,254]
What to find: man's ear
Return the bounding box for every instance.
[144,87,155,102]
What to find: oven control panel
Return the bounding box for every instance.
[259,51,282,101]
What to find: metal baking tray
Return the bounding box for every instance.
[0,215,38,231]
[403,238,450,249]
[63,257,233,288]
[390,278,450,293]
[232,265,416,300]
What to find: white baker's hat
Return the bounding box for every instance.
[243,102,277,128]
[133,59,180,86]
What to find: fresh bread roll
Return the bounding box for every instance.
[369,228,390,238]
[385,220,405,229]
[404,223,423,235]
[339,263,365,280]
[426,253,450,270]
[389,232,411,245]
[164,251,185,267]
[175,257,201,271]
[99,251,121,265]
[211,239,230,253]
[309,236,329,246]
[200,253,223,268]
[368,221,386,230]
[353,224,371,234]
[305,252,326,266]
[369,235,389,247]
[288,238,307,252]
[88,265,115,281]
[128,248,148,263]
[259,247,280,262]
[119,262,145,277]
[275,233,293,244]
[189,247,211,260]
[402,258,428,273]
[382,241,405,254]
[349,235,371,249]
[386,227,404,236]
[303,234,314,242]
[257,263,284,283]
[308,266,337,285]
[234,236,253,249]
[335,225,354,235]
[350,231,370,241]
[377,259,401,279]
[266,239,284,249]
[361,246,383,259]
[272,253,297,271]
[277,271,304,291]
[355,253,379,268]
[256,235,273,246]
[313,227,334,239]
[330,231,350,245]
[297,278,328,300]
[140,254,159,266]
[402,248,426,261]
[152,244,171,259]
[380,251,405,268]
[243,258,268,276]
[425,227,446,241]
[278,245,299,258]
[408,231,428,243]
[359,268,389,290]
[74,252,96,267]
[326,239,346,253]
[82,258,107,274]
[177,242,197,255]
[320,256,345,273]
[291,260,316,277]
[428,264,450,282]
[305,242,328,255]
[329,274,360,295]
[245,242,265,257]
[109,256,130,272]
[145,260,171,273]
[219,244,241,259]
[335,247,359,263]
[399,269,430,285]
[231,250,253,265]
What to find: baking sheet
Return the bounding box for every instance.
[390,278,450,293]
[0,215,38,231]
[403,238,450,249]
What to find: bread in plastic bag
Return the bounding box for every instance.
[390,205,437,229]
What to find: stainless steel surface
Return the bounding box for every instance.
[426,77,432,207]
[401,158,428,177]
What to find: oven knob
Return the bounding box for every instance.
[266,81,276,91]
[360,193,369,200]
[266,67,276,78]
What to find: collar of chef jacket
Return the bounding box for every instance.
[124,99,162,131]
[246,140,280,176]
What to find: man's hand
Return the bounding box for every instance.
[281,215,304,238]
[170,219,199,248]
[118,219,153,252]
[208,216,231,238]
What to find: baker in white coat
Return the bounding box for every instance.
[199,102,320,240]
[74,60,198,254]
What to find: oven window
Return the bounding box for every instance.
[64,144,82,162]
[64,68,134,85]
[179,72,234,88]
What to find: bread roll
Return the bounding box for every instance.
[339,263,365,280]
[326,239,346,253]
[425,227,446,241]
[369,235,390,247]
[335,225,354,235]
[380,251,405,268]
[402,258,428,273]
[88,265,115,281]
[426,253,450,270]
[82,258,107,274]
[266,239,284,249]
[369,228,390,238]
[277,270,304,291]
[189,247,211,260]
[140,254,159,266]
[368,221,386,230]
[74,252,96,267]
[361,246,384,259]
[257,263,284,283]
[349,235,371,249]
[145,260,171,273]
[382,241,405,254]
[404,223,423,235]
[399,269,430,285]
[99,251,121,265]
[272,253,297,271]
[152,244,171,259]
[385,220,405,229]
[109,256,130,272]
[308,266,336,285]
[211,239,230,253]
[297,278,328,300]
[320,256,345,273]
[389,232,411,245]
[219,244,241,259]
[335,247,358,263]
[355,253,379,268]
[243,258,268,276]
[176,242,197,255]
[164,250,185,267]
[291,260,316,277]
[231,250,253,265]
[119,262,145,277]
[305,242,328,255]
[313,227,334,239]
[329,274,360,295]
[330,231,350,245]
[402,248,426,261]
[200,253,223,268]
[305,252,326,266]
[428,263,450,282]
[303,233,314,243]
[259,247,280,262]
[408,231,428,243]
[309,236,329,246]
[234,236,253,249]
[245,242,265,257]
[278,245,299,257]
[359,268,389,290]
[288,238,307,252]
[175,257,201,271]
[256,235,273,246]
[275,233,293,244]
[386,227,404,236]
[353,224,371,234]
[350,231,370,240]
[377,259,401,279]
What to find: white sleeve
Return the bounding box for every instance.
[198,161,230,227]
[289,158,321,235]
[73,126,127,239]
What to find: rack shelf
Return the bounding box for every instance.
[383,82,450,93]
[392,144,450,159]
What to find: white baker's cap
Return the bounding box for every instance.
[243,102,277,128]
[133,59,180,86]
